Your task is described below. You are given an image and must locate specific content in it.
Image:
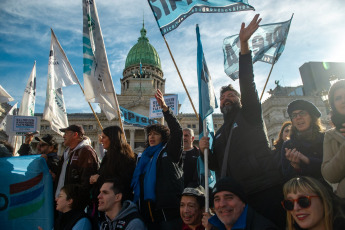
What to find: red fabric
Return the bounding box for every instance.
[182,223,204,230]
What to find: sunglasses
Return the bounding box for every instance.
[281,195,319,211]
[290,110,309,119]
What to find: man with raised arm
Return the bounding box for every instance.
[199,14,285,228]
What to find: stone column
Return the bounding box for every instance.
[130,129,135,150]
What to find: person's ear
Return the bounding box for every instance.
[68,198,73,208]
[115,193,123,202]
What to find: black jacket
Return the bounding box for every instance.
[208,52,282,195]
[281,132,324,181]
[138,108,184,223]
[179,146,200,188]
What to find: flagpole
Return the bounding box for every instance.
[203,119,209,212]
[109,83,126,140]
[74,79,104,131]
[260,61,275,102]
[162,35,199,120]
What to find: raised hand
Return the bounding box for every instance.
[239,14,262,54]
[155,89,168,112]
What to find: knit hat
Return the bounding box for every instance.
[212,177,247,203]
[287,100,321,118]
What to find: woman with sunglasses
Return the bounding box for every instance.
[282,176,345,230]
[322,80,345,198]
[281,100,325,181]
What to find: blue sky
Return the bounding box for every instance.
[1,0,344,115]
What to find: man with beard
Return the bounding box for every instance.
[199,14,285,228]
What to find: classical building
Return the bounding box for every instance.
[0,25,336,156]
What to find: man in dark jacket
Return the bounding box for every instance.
[18,133,59,174]
[180,128,200,188]
[55,125,99,198]
[207,177,278,230]
[199,14,285,228]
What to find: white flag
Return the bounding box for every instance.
[19,61,36,116]
[0,102,17,131]
[0,85,14,103]
[12,61,36,155]
[43,29,78,136]
[82,0,120,120]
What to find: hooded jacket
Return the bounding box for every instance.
[100,200,147,230]
[55,139,99,195]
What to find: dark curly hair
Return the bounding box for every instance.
[145,124,170,147]
[220,84,240,98]
[61,184,89,210]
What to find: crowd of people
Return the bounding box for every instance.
[1,14,345,230]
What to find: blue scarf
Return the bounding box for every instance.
[131,143,164,202]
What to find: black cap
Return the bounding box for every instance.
[35,134,56,146]
[287,100,321,118]
[212,177,247,204]
[60,125,85,136]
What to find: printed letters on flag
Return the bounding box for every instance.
[0,85,14,103]
[223,15,293,80]
[83,0,119,121]
[43,29,78,136]
[120,106,157,127]
[148,0,254,35]
[0,156,53,229]
[196,25,217,188]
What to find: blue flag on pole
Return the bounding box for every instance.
[196,24,218,188]
[0,155,54,229]
[223,15,293,80]
[148,0,254,35]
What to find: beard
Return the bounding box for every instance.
[221,100,241,116]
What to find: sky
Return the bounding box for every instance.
[1,0,344,116]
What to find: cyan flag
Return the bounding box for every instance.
[148,0,254,35]
[223,15,293,80]
[196,24,217,188]
[0,155,54,229]
[120,106,158,127]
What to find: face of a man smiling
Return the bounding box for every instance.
[213,191,245,228]
[220,90,241,114]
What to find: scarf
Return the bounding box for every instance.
[332,112,345,131]
[131,143,164,203]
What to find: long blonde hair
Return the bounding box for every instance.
[283,177,338,230]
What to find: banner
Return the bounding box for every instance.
[148,0,254,35]
[83,0,119,121]
[223,15,293,80]
[149,94,178,118]
[0,155,54,229]
[120,106,157,127]
[0,85,14,103]
[196,25,217,188]
[43,29,78,136]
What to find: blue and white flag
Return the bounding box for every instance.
[148,0,254,35]
[223,15,293,80]
[0,156,54,229]
[196,24,217,188]
[83,0,120,121]
[120,106,157,127]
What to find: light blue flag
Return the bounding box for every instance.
[0,155,54,229]
[196,24,218,188]
[148,0,254,35]
[223,15,293,80]
[120,106,158,127]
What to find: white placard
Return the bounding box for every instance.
[6,115,40,135]
[149,95,178,119]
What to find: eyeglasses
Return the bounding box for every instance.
[281,195,319,211]
[290,110,309,119]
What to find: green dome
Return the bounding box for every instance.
[124,25,162,71]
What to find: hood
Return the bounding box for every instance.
[114,200,139,221]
